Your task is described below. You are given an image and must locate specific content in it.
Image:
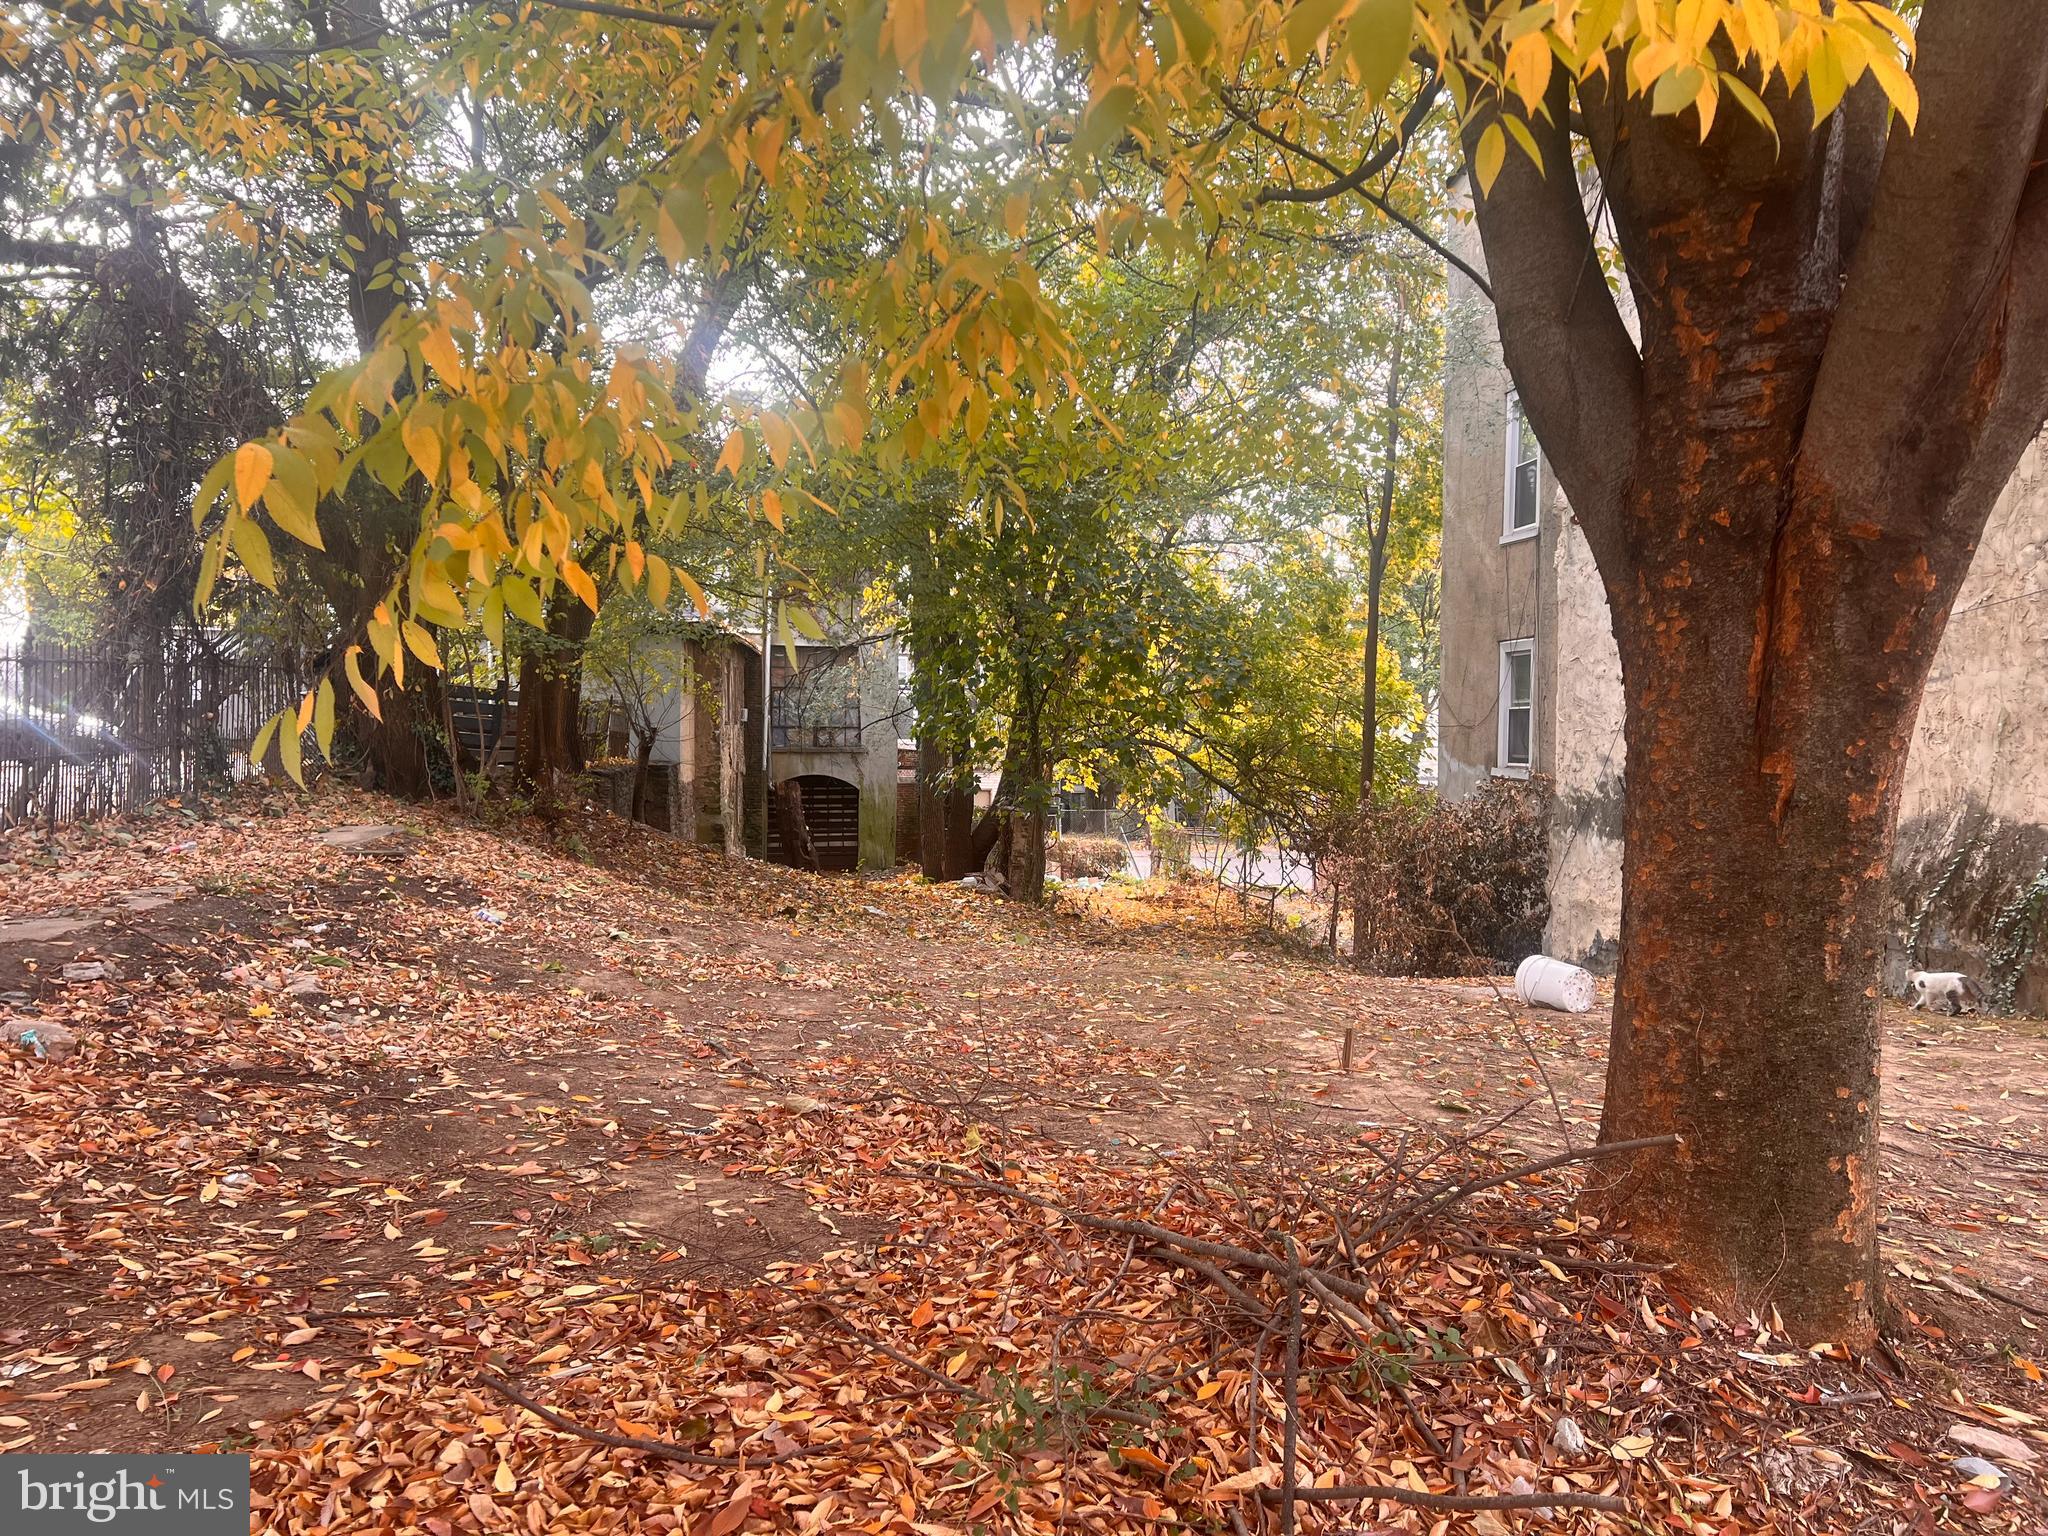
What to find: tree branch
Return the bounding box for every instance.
[474,1368,824,1466]
[1462,76,1642,575]
[1226,77,1491,295]
[0,232,104,273]
[1355,188,1492,301]
[1248,74,1442,206]
[1802,1,2048,536]
[1259,1484,1626,1514]
[519,0,718,31]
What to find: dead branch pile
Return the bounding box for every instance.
[1326,780,1551,974]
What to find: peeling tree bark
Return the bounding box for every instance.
[1462,7,2048,1344]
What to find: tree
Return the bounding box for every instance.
[1359,300,1405,803]
[772,226,1431,899]
[1460,9,2048,1346]
[584,594,703,821]
[3,0,783,785]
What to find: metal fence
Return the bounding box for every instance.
[0,637,302,830]
[1055,803,1149,839]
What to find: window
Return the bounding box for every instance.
[1503,393,1540,539]
[1498,639,1535,775]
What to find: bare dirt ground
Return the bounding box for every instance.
[1,785,2042,1534]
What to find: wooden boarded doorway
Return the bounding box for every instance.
[768,773,861,871]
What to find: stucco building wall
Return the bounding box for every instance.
[1436,217,1555,799]
[1545,509,1626,970]
[1884,438,2048,1008]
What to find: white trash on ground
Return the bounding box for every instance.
[1515,954,1598,1013]
[1549,1416,1589,1456]
[2,1018,79,1063]
[1952,1456,2012,1489]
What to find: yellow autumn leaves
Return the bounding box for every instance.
[170,0,1917,787]
[1466,0,1918,192]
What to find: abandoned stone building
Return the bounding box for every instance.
[642,624,905,872]
[1436,183,2048,1011]
[457,621,906,873]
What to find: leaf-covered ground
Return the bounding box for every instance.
[1,785,2043,1534]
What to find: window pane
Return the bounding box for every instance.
[1509,650,1532,708]
[1513,460,1539,528]
[1507,705,1532,766]
[1515,408,1538,468]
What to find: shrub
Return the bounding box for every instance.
[1052,834,1130,880]
[1327,779,1550,975]
[1149,822,1194,877]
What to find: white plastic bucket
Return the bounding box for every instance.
[1514,954,1598,1013]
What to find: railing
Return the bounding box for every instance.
[770,688,862,750]
[0,637,301,829]
[448,683,519,768]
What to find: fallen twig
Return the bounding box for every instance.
[1145,1245,1265,1315]
[1933,1271,2048,1320]
[475,1368,822,1467]
[930,1170,1299,1272]
[1259,1483,1627,1514]
[1280,1240,1302,1536]
[1448,1238,1671,1274]
[1357,1135,1681,1266]
[1411,1134,1681,1223]
[801,1296,973,1397]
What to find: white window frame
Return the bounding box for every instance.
[1502,391,1540,543]
[1496,638,1535,778]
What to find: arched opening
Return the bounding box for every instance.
[768,773,861,871]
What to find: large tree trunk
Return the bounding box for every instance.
[628,729,656,824]
[946,779,979,880]
[916,737,945,876]
[914,743,981,881]
[674,641,703,844]
[1594,443,1912,1339]
[776,780,819,871]
[358,670,442,798]
[992,706,1049,903]
[717,644,747,860]
[1463,15,2048,1344]
[1003,798,1047,902]
[516,595,595,794]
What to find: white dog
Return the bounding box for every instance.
[1906,970,1985,1015]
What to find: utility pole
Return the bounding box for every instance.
[1362,301,1407,803]
[759,560,773,862]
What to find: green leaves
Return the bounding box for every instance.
[1071,85,1138,161]
[1348,0,1414,105]
[786,603,827,642]
[104,0,1911,782]
[264,444,324,550]
[501,576,546,631]
[226,513,276,591]
[1280,0,1350,67]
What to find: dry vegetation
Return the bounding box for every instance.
[0,785,2043,1534]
